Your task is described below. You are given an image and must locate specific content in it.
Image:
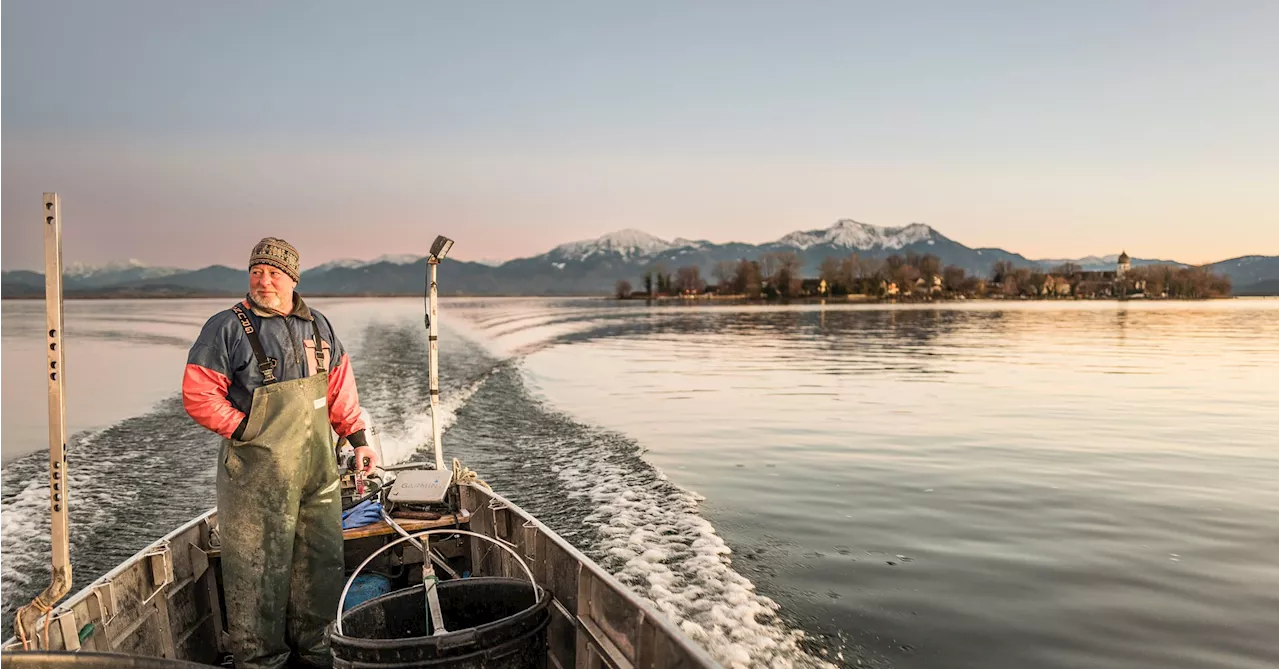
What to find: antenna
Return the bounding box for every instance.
[426,236,454,473]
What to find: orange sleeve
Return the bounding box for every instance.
[182,364,246,439]
[327,353,367,438]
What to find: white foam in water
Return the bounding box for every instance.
[0,479,49,592]
[1,431,115,612]
[550,439,834,669]
[371,372,493,467]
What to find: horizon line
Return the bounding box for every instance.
[2,217,1273,274]
[4,249,1273,275]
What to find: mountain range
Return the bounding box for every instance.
[3,220,1276,298]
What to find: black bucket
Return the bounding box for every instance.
[331,577,550,669]
[0,651,211,668]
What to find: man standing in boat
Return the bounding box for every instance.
[182,237,379,669]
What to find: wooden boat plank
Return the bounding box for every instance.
[102,560,160,647]
[164,536,202,631]
[460,492,501,578]
[496,508,537,583]
[636,617,702,669]
[580,569,640,664]
[36,608,75,652]
[167,575,217,663]
[541,535,581,616]
[172,611,216,660]
[81,590,108,651]
[578,611,634,669]
[338,514,465,541]
[546,599,578,669]
[152,585,177,660]
[520,521,541,582]
[492,506,515,579]
[197,517,226,656]
[111,600,167,658]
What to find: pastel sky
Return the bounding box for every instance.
[2,0,1276,271]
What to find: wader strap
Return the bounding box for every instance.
[311,321,326,373]
[231,304,279,384]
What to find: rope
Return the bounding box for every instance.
[15,592,55,650]
[451,458,490,490]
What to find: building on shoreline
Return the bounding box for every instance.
[1068,252,1145,298]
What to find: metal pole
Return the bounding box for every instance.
[427,258,445,472]
[14,193,73,648]
[424,258,448,631]
[379,510,448,634]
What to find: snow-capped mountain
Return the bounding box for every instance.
[669,237,710,250]
[549,229,686,261]
[307,258,364,272]
[774,219,935,251]
[64,259,184,281]
[544,220,943,263]
[494,220,1031,291]
[307,254,425,272]
[370,254,424,265]
[54,259,187,290]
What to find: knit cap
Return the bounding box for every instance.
[249,237,300,282]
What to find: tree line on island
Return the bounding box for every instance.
[616,251,1233,301]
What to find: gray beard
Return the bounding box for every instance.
[250,291,289,314]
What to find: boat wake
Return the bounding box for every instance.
[2,309,842,667]
[0,400,221,637]
[443,363,838,669]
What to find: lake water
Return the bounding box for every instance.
[2,297,1276,668]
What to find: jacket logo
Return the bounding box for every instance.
[233,308,255,334]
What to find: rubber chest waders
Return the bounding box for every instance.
[218,303,343,669]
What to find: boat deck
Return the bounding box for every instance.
[338,512,469,541]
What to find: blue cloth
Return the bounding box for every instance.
[341,500,383,530]
[342,573,393,612]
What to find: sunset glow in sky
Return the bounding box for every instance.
[3,1,1276,270]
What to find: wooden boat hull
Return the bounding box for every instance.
[3,484,721,669]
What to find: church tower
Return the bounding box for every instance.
[1117,251,1131,278]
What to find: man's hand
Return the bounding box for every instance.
[352,446,379,474]
[344,429,378,473]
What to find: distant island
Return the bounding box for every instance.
[615,251,1236,301]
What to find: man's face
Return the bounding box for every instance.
[249,265,296,311]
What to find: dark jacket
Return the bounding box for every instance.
[182,293,366,441]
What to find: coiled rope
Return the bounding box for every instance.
[451,458,490,489]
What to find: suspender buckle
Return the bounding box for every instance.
[258,358,278,383]
[232,302,280,385]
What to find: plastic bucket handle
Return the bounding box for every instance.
[335,529,540,636]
